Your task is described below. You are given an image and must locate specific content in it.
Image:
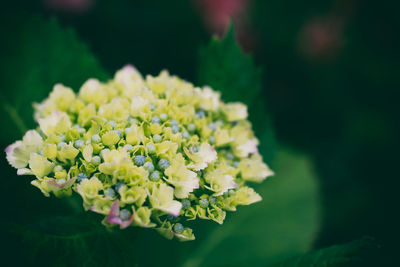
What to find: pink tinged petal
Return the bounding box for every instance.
[106,200,134,229]
[24,130,43,143]
[17,168,33,175]
[108,217,123,225]
[265,169,275,178]
[122,64,137,72]
[107,200,120,220]
[63,177,77,187]
[4,145,13,154]
[5,141,27,169]
[194,179,200,189]
[169,201,183,217]
[119,215,134,229]
[47,177,77,190]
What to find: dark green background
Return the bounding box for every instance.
[0,0,398,266]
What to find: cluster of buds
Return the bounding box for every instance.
[5,65,274,241]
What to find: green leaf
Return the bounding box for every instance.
[0,15,108,145]
[197,23,275,163]
[196,32,311,266]
[2,215,141,266]
[0,15,110,265]
[180,147,320,267]
[197,23,262,106]
[272,237,379,267]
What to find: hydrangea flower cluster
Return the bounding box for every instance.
[5,65,274,241]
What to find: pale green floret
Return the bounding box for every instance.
[200,198,209,208]
[100,148,110,159]
[120,209,131,220]
[166,214,175,220]
[105,188,115,197]
[74,139,84,148]
[29,153,55,178]
[152,116,160,124]
[209,136,216,144]
[134,155,146,166]
[188,124,196,132]
[174,223,184,234]
[171,125,180,133]
[146,144,156,154]
[182,131,190,139]
[158,159,170,170]
[91,156,101,165]
[91,134,101,143]
[209,196,217,205]
[209,123,216,131]
[182,199,191,209]
[77,127,86,134]
[153,134,162,143]
[196,110,205,118]
[58,143,79,161]
[124,144,133,152]
[225,152,234,160]
[133,207,155,228]
[160,113,168,121]
[53,165,63,173]
[57,142,67,149]
[114,130,122,138]
[115,183,125,192]
[5,66,273,241]
[144,161,155,172]
[149,171,161,182]
[77,173,88,181]
[128,117,137,125]
[102,131,120,146]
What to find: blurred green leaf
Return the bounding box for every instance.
[272,237,379,267]
[186,28,318,266]
[0,15,110,266]
[197,23,275,163]
[3,215,141,266]
[180,147,320,267]
[0,16,108,145]
[197,23,262,106]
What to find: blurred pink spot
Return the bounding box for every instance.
[298,16,345,61]
[194,0,255,50]
[194,0,247,34]
[44,0,94,13]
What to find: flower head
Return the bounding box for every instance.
[4,65,273,240]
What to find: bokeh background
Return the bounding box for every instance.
[0,0,398,266]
